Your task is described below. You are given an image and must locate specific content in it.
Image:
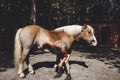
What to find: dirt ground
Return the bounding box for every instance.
[0,49,120,80]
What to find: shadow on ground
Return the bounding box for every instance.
[23,60,88,76]
[74,45,120,72]
[0,41,120,73]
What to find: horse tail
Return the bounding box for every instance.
[14,28,22,70]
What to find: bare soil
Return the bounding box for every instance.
[0,49,120,80]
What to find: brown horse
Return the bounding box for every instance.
[14,24,97,78]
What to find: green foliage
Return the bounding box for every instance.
[0,0,120,28]
[0,1,7,10]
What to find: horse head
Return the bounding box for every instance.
[54,24,97,46]
[80,24,97,46]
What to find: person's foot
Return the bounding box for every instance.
[65,74,72,80]
[54,73,62,78]
[54,67,62,78]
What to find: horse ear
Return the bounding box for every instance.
[83,24,87,29]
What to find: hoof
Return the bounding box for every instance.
[19,73,25,78]
[54,64,58,68]
[29,70,35,75]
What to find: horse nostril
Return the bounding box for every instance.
[91,39,95,42]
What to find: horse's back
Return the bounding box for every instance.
[22,25,40,32]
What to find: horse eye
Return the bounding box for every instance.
[81,30,84,32]
[88,31,91,34]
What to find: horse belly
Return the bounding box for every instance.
[36,33,51,48]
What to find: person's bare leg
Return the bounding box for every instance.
[54,56,67,78]
[64,54,72,80]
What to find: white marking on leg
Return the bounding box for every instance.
[19,72,25,78]
[18,63,25,78]
[28,64,34,74]
[54,64,58,68]
[18,63,22,75]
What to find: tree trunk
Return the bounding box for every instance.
[30,0,36,24]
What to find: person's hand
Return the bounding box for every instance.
[58,63,63,68]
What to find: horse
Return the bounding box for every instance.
[14,24,97,78]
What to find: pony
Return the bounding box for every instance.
[14,24,97,78]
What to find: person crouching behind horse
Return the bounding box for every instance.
[53,40,72,80]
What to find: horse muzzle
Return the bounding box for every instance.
[90,39,97,46]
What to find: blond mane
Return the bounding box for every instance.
[54,25,83,36]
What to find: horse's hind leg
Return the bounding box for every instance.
[25,54,34,74]
[18,49,29,78]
